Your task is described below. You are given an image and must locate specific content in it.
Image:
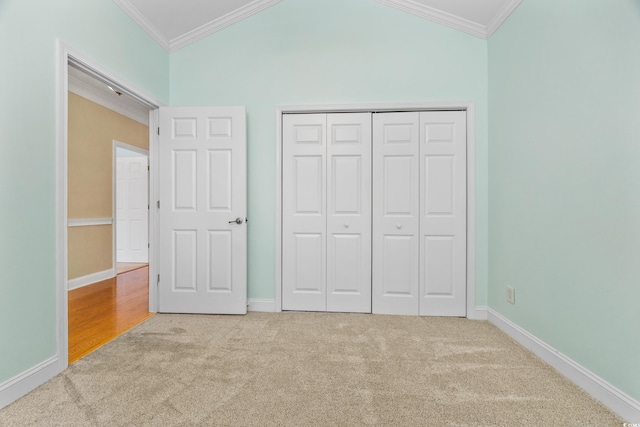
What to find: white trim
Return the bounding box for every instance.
[376,0,485,38]
[275,101,476,316]
[375,0,521,39]
[248,299,277,312]
[170,0,283,52]
[148,109,160,313]
[114,0,282,53]
[485,0,522,38]
[67,269,116,291]
[114,140,149,157]
[67,218,113,227]
[65,50,164,110]
[112,0,171,52]
[469,306,488,321]
[68,70,149,125]
[488,309,640,423]
[0,356,59,410]
[274,108,283,312]
[55,40,71,382]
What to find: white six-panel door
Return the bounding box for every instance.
[282,113,372,312]
[158,106,247,314]
[372,112,421,315]
[116,156,149,263]
[419,111,466,316]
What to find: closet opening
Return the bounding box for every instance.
[275,103,478,318]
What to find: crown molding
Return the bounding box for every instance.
[376,0,486,38]
[113,0,171,52]
[485,0,522,38]
[375,0,522,39]
[169,0,283,52]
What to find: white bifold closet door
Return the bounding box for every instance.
[372,111,467,316]
[282,113,372,313]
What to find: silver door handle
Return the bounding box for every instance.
[229,217,244,225]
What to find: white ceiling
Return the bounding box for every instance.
[114,0,522,52]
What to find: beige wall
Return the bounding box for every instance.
[67,92,149,279]
[67,225,114,279]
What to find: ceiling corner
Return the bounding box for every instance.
[485,0,522,38]
[169,0,283,52]
[113,0,171,52]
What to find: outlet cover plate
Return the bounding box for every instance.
[506,287,515,304]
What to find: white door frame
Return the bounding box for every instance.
[56,40,163,372]
[275,102,478,319]
[113,140,150,267]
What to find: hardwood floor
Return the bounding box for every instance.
[68,266,154,364]
[116,262,148,275]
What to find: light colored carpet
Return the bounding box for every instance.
[0,312,623,426]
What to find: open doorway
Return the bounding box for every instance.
[60,46,160,364]
[114,142,149,275]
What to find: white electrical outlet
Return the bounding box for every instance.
[506,287,515,304]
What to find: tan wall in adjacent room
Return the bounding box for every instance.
[68,225,114,279]
[67,92,149,280]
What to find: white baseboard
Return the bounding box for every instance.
[469,306,488,320]
[488,309,640,423]
[0,356,61,410]
[248,299,277,312]
[67,268,115,291]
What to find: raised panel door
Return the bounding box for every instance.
[159,106,246,314]
[419,111,466,316]
[372,112,420,315]
[326,113,371,313]
[282,114,327,311]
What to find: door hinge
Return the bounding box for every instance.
[157,127,160,135]
[157,200,160,209]
[147,165,150,171]
[148,243,150,249]
[157,274,160,284]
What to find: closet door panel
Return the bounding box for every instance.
[372,112,420,315]
[282,114,327,311]
[326,113,372,313]
[419,111,466,316]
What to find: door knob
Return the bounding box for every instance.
[229,217,244,225]
[344,223,350,228]
[396,224,402,230]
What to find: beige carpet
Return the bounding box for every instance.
[0,313,623,426]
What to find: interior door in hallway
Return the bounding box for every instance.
[158,106,247,314]
[116,153,149,263]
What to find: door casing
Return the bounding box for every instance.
[56,41,163,374]
[275,102,479,318]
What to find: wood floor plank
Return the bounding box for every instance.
[68,266,153,364]
[116,262,148,275]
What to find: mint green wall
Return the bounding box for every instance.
[0,0,168,384]
[170,0,489,304]
[489,0,640,400]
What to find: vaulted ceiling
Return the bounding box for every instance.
[113,0,522,52]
